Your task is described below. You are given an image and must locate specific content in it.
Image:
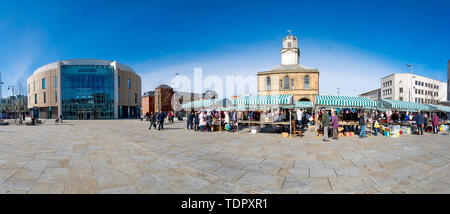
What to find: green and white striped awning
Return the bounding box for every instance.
[380,99,432,111]
[315,95,377,108]
[427,104,450,112]
[233,95,294,106]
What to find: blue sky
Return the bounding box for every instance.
[0,0,449,97]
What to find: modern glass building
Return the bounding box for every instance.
[27,59,141,119]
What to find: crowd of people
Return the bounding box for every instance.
[318,107,447,142]
[145,111,176,131]
[143,108,447,140]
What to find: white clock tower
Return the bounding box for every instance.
[281,30,299,65]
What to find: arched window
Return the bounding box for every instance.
[288,42,292,48]
[304,76,310,89]
[266,77,271,91]
[284,76,290,90]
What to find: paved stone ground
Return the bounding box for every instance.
[0,120,449,194]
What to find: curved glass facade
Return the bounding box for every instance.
[61,65,115,119]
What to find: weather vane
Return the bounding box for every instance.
[287,29,292,35]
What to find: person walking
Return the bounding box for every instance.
[321,108,330,142]
[432,113,439,134]
[157,111,165,131]
[331,111,339,140]
[149,113,156,130]
[359,112,367,138]
[415,111,424,135]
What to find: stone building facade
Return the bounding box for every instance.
[257,32,319,103]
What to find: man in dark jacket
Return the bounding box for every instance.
[321,108,330,141]
[149,113,157,130]
[157,111,165,131]
[415,111,424,135]
[301,110,307,131]
[193,112,199,131]
[187,111,194,130]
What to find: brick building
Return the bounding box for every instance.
[141,85,217,115]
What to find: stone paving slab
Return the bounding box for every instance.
[0,120,449,193]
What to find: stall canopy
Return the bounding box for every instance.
[281,101,314,109]
[315,95,377,108]
[181,99,219,109]
[207,98,234,110]
[427,104,450,113]
[380,99,432,112]
[295,101,313,108]
[233,95,294,106]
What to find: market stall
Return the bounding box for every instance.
[314,95,378,137]
[233,95,294,135]
[378,99,434,136]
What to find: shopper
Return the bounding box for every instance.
[206,111,212,132]
[331,111,339,140]
[149,113,157,130]
[373,118,380,136]
[296,108,303,128]
[193,112,199,131]
[157,111,165,131]
[187,111,193,130]
[224,111,230,124]
[199,111,206,132]
[359,112,367,138]
[415,111,424,135]
[432,113,439,134]
[321,108,330,142]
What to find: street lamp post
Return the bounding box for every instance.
[8,85,16,120]
[407,64,413,102]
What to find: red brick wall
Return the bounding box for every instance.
[154,88,174,113]
[141,95,155,115]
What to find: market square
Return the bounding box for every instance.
[0,119,449,194]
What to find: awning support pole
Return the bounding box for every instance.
[289,109,292,137]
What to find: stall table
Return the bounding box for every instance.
[237,120,290,134]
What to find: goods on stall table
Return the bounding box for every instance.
[401,126,411,135]
[440,125,449,132]
[389,125,401,137]
[344,132,354,137]
[250,126,261,134]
